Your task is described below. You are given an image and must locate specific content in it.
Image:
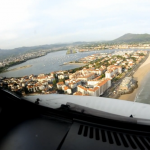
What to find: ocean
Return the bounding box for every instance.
[134,71,150,104]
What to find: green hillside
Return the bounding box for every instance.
[111,33,150,43]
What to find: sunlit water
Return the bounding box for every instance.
[1,48,150,104]
[0,49,114,77]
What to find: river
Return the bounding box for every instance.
[0,49,113,77]
[1,48,150,105]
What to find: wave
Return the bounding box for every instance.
[134,71,150,104]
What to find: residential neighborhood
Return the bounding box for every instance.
[0,49,53,68]
[0,50,148,98]
[78,44,150,52]
[0,43,150,69]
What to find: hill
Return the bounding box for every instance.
[0,45,58,61]
[111,33,150,43]
[0,42,88,61]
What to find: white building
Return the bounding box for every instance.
[77,85,88,95]
[87,87,100,96]
[57,82,65,90]
[62,86,72,94]
[77,78,111,97]
[105,65,122,79]
[47,76,55,82]
[58,74,69,79]
[87,80,100,86]
[78,73,95,82]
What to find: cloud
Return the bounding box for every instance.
[0,33,18,40]
[21,22,38,29]
[0,0,39,32]
[1,0,150,49]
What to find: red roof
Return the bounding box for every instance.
[57,82,64,85]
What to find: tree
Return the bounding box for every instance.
[59,79,65,82]
[64,71,68,74]
[53,80,57,86]
[65,77,69,80]
[130,57,136,62]
[139,53,145,56]
[112,61,116,64]
[100,74,105,79]
[123,58,126,61]
[69,70,73,73]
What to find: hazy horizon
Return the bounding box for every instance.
[1,0,150,49]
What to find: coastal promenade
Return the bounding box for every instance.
[119,53,150,101]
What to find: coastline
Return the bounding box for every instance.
[5,65,32,72]
[119,54,150,101]
[0,49,67,74]
[61,62,86,66]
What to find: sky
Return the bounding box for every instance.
[0,0,150,49]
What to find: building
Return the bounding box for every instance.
[87,87,100,96]
[73,91,83,96]
[78,73,95,82]
[77,85,88,95]
[62,86,72,94]
[58,74,69,79]
[57,82,65,90]
[87,80,100,86]
[77,78,111,97]
[119,77,135,91]
[96,78,111,95]
[65,79,81,89]
[105,65,122,79]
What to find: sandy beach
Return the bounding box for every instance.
[61,62,86,66]
[119,54,150,101]
[68,62,86,65]
[6,65,32,72]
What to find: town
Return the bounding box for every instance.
[78,43,150,52]
[0,48,61,69]
[0,50,148,98]
[0,43,150,70]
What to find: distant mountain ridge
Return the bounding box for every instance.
[112,33,150,43]
[0,42,88,61]
[0,44,64,61]
[0,33,150,61]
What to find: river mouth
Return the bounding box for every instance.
[0,49,113,77]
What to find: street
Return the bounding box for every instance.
[102,52,149,98]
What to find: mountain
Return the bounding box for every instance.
[1,33,150,61]
[0,42,89,61]
[0,44,67,61]
[111,33,150,43]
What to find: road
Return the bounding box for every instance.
[102,52,149,98]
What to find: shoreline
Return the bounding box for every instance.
[5,65,32,72]
[60,62,86,66]
[119,54,150,101]
[0,49,68,74]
